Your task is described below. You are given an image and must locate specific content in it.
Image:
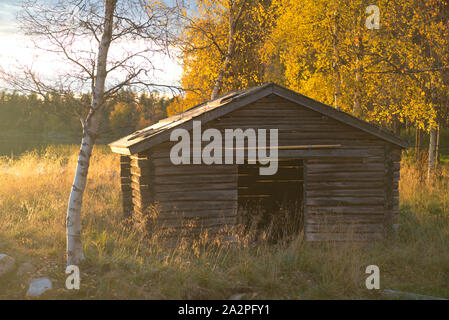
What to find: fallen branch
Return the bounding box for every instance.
[381,289,448,300]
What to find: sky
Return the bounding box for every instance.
[0,0,183,92]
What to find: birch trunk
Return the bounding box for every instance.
[211,13,235,100]
[427,126,437,179]
[332,8,341,110]
[66,0,117,266]
[352,4,363,117]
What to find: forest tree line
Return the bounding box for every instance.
[0,89,172,140]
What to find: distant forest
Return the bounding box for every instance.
[0,90,173,142]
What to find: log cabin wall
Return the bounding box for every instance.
[120,94,401,241]
[132,143,238,236]
[120,155,133,218]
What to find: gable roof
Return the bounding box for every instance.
[109,83,409,155]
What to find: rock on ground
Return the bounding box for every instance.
[229,293,246,300]
[26,278,52,297]
[0,254,15,276]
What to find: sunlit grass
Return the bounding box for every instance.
[0,145,448,299]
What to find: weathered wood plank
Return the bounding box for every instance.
[306,223,384,233]
[307,206,385,215]
[384,144,394,234]
[306,197,385,206]
[306,189,384,197]
[306,215,384,224]
[155,182,236,193]
[120,155,133,218]
[154,174,238,185]
[154,164,236,176]
[157,208,238,219]
[158,200,238,211]
[305,232,384,241]
[155,190,237,201]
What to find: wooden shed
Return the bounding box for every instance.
[109,83,408,242]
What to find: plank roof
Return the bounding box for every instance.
[109,83,409,155]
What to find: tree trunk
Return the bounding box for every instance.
[415,128,422,160]
[427,126,437,179]
[211,11,236,100]
[66,0,117,266]
[211,1,248,100]
[352,6,363,117]
[435,125,440,163]
[332,8,341,110]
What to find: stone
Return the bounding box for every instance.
[17,262,36,277]
[0,254,15,276]
[229,293,246,300]
[26,278,52,297]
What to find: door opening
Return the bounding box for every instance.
[237,159,304,242]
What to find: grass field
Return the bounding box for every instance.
[0,145,448,299]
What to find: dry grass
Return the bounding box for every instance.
[0,145,448,299]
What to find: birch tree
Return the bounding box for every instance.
[1,0,180,265]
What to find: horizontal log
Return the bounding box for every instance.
[157,208,238,219]
[305,232,384,241]
[155,182,236,193]
[306,181,384,190]
[308,171,383,179]
[275,149,383,159]
[307,164,384,173]
[155,190,237,201]
[208,124,366,132]
[154,164,236,176]
[120,176,131,183]
[307,158,367,164]
[306,215,384,224]
[238,183,302,196]
[120,155,131,163]
[307,206,385,215]
[158,200,237,212]
[307,175,383,183]
[306,197,385,206]
[212,121,358,131]
[305,223,384,233]
[306,189,384,197]
[154,174,237,185]
[130,153,150,161]
[224,109,319,118]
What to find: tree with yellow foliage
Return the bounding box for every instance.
[168,0,273,114]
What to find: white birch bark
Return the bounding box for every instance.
[332,9,342,110]
[66,0,117,266]
[211,11,235,100]
[210,1,247,100]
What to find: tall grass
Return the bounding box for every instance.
[0,145,448,299]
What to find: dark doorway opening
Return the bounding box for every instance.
[237,159,304,241]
